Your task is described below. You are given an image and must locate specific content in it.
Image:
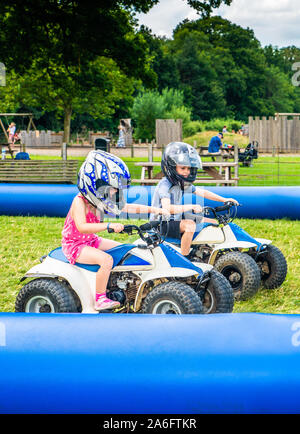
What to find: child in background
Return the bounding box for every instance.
[150,142,239,257]
[62,150,169,311]
[7,122,16,143]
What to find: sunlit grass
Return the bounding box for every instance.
[0,216,299,314]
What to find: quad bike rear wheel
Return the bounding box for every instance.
[199,270,234,314]
[256,245,287,289]
[15,278,78,313]
[214,251,261,301]
[141,281,203,314]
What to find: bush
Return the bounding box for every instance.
[131,90,167,141]
[183,120,203,137]
[131,87,192,141]
[202,118,243,133]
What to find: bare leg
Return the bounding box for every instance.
[180,219,196,256]
[76,245,113,294]
[98,238,121,251]
[203,217,218,225]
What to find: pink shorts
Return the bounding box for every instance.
[62,236,102,265]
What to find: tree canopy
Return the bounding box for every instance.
[1,0,299,139]
[0,0,232,80]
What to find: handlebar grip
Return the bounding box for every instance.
[214,203,233,213]
[122,225,135,234]
[107,228,115,234]
[140,221,160,231]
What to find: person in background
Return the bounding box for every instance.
[208,132,223,154]
[7,122,16,143]
[117,120,126,148]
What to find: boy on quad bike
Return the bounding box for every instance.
[62,150,169,311]
[150,141,239,258]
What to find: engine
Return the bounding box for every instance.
[107,272,141,307]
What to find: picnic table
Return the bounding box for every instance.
[198,145,236,161]
[0,142,19,159]
[133,161,239,186]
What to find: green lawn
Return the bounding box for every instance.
[0,216,299,314]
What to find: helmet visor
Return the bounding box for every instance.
[166,144,202,169]
[95,185,125,215]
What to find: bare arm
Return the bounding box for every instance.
[161,198,202,214]
[71,197,109,234]
[194,187,239,204]
[123,203,170,216]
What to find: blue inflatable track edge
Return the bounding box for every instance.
[0,184,300,219]
[0,312,300,414]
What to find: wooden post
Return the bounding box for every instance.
[148,141,153,162]
[234,142,239,185]
[61,142,67,161]
[131,142,134,158]
[0,118,9,142]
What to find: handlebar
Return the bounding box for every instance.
[106,202,241,244]
[204,202,241,222]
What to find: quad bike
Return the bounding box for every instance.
[15,221,234,315]
[163,203,287,301]
[238,141,259,167]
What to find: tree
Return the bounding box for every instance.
[0,57,136,142]
[0,1,233,138]
[0,1,232,73]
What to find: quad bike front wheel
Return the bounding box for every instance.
[256,245,287,289]
[15,278,78,313]
[199,270,234,314]
[214,251,261,301]
[141,281,203,314]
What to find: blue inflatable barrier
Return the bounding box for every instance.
[0,312,300,414]
[0,184,300,219]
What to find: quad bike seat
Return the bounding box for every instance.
[165,222,218,245]
[49,244,140,272]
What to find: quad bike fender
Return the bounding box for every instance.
[192,225,225,244]
[254,238,272,246]
[22,257,97,314]
[208,241,258,265]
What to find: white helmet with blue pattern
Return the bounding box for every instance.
[77,150,131,215]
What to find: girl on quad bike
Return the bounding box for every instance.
[150,141,239,257]
[62,150,169,312]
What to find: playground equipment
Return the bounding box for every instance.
[15,221,234,315]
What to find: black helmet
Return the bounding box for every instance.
[161,142,202,188]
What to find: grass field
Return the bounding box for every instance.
[0,216,299,314]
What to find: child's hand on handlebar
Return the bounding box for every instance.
[224,198,239,206]
[192,205,203,214]
[108,223,124,233]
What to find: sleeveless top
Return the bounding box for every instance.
[61,195,103,264]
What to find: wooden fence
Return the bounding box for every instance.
[156,119,182,147]
[20,130,63,147]
[249,116,300,153]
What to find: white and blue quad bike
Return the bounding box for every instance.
[15,222,234,315]
[163,203,287,301]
